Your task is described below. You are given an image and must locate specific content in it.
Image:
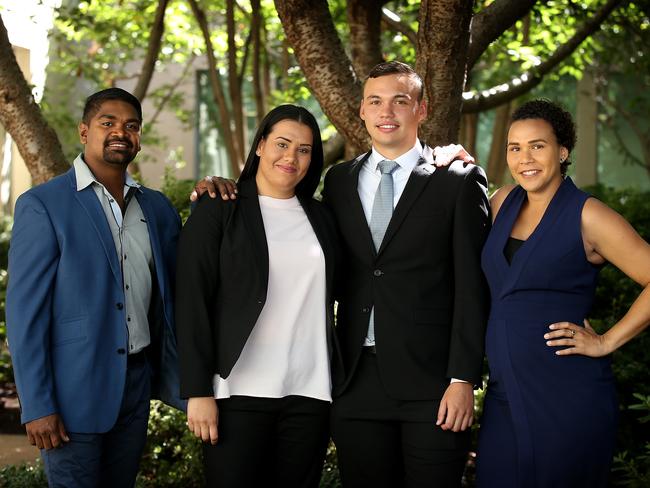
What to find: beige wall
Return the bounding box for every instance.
[121,57,207,189]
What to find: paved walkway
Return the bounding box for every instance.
[0,433,39,467]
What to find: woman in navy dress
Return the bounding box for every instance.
[476,99,650,487]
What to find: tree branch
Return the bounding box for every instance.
[147,54,197,129]
[187,0,240,175]
[133,0,169,101]
[462,0,625,114]
[274,0,369,152]
[347,0,385,80]
[0,14,68,183]
[467,0,539,70]
[381,7,417,46]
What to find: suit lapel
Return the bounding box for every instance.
[346,152,377,256]
[69,169,122,287]
[299,196,334,299]
[238,180,270,288]
[135,190,166,303]
[378,152,435,256]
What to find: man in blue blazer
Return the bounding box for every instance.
[6,88,183,487]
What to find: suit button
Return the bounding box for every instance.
[116,302,124,310]
[373,269,383,277]
[117,348,126,354]
[362,307,370,313]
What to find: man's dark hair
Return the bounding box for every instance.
[82,88,142,124]
[365,61,424,101]
[510,99,577,176]
[239,104,323,199]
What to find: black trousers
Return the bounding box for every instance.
[202,395,330,488]
[331,349,470,488]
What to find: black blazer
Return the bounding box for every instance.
[175,179,341,398]
[322,149,490,400]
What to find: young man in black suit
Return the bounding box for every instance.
[194,61,490,487]
[320,61,490,487]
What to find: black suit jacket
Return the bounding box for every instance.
[322,149,490,401]
[175,179,341,398]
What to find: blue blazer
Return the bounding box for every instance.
[6,166,184,433]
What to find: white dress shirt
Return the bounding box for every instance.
[357,141,422,347]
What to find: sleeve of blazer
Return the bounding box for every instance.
[447,164,491,385]
[6,193,60,424]
[175,195,227,398]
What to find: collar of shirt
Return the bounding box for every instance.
[73,154,141,197]
[366,139,424,176]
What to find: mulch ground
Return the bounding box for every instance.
[0,383,23,434]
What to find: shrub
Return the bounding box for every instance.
[0,461,47,488]
[136,401,203,487]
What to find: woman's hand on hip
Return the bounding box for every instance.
[544,319,613,357]
[187,397,219,445]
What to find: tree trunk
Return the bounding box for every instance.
[274,0,369,153]
[417,0,473,147]
[459,112,478,158]
[251,0,265,123]
[486,102,512,186]
[262,21,271,107]
[188,0,240,176]
[0,15,68,185]
[133,0,169,101]
[227,0,245,167]
[347,0,385,80]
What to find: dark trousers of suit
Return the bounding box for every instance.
[41,352,150,488]
[202,395,330,488]
[331,349,470,488]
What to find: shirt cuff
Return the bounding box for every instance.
[450,378,469,384]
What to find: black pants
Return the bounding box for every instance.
[331,350,470,488]
[203,395,330,488]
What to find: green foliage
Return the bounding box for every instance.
[136,402,203,487]
[320,443,342,488]
[0,462,47,488]
[612,394,650,487]
[584,184,650,486]
[160,168,196,223]
[0,217,13,385]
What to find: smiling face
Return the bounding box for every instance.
[506,118,569,196]
[360,73,427,159]
[254,119,313,198]
[79,99,141,170]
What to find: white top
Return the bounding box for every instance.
[74,155,153,354]
[213,195,331,402]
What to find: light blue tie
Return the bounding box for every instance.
[366,160,398,345]
[369,160,399,251]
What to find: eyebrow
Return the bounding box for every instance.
[274,136,312,147]
[507,138,548,146]
[98,114,141,124]
[365,93,412,101]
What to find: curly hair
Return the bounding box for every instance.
[510,99,577,176]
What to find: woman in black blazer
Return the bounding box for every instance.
[175,105,340,487]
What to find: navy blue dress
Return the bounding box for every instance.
[476,178,618,487]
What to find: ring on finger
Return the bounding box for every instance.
[570,329,576,338]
